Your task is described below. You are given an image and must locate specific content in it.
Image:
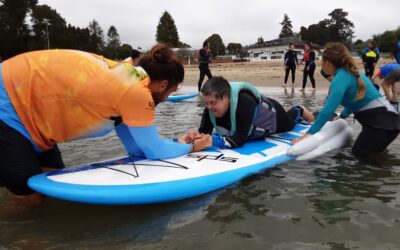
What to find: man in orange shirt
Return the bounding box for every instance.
[0,44,211,206]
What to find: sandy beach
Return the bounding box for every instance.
[183,58,395,89]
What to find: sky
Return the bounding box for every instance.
[38,0,399,50]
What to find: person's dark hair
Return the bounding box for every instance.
[201,77,231,99]
[130,49,141,59]
[323,42,365,100]
[289,43,294,47]
[368,41,376,48]
[138,43,184,89]
[203,41,209,48]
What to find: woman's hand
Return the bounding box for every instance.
[292,133,310,144]
[178,131,202,144]
[192,134,212,151]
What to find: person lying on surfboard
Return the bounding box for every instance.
[0,44,211,206]
[181,76,314,149]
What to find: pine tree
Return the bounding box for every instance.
[105,25,120,59]
[31,5,68,50]
[156,11,180,47]
[206,34,225,56]
[327,9,354,46]
[279,14,293,38]
[0,0,38,59]
[88,19,105,54]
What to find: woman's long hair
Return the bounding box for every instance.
[322,42,365,100]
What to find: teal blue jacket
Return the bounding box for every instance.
[308,68,381,134]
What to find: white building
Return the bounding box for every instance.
[246,37,322,61]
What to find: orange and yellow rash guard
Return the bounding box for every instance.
[1,50,155,151]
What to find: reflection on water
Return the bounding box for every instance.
[1,87,400,249]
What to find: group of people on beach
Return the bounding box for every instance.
[279,40,400,95]
[0,40,399,206]
[282,42,317,91]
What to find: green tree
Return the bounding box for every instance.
[105,25,121,59]
[156,11,180,47]
[327,8,354,46]
[116,43,133,59]
[279,14,293,38]
[395,27,400,40]
[31,5,69,50]
[66,25,91,51]
[373,30,397,52]
[300,8,354,46]
[206,34,225,57]
[88,19,105,54]
[352,39,365,55]
[311,20,330,45]
[227,43,243,55]
[0,0,38,59]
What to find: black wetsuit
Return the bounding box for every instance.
[284,50,298,84]
[302,50,316,89]
[352,105,400,156]
[198,91,301,148]
[198,48,212,91]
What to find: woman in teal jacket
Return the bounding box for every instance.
[294,42,399,156]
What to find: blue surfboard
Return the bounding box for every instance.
[28,120,352,205]
[167,93,198,101]
[28,123,310,205]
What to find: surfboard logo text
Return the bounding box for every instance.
[186,153,238,163]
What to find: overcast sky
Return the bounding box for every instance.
[38,0,399,49]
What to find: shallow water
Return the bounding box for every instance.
[1,87,400,249]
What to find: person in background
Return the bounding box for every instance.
[123,49,141,66]
[394,40,400,64]
[371,63,400,103]
[294,42,399,156]
[185,77,314,149]
[198,41,213,92]
[301,43,316,91]
[283,43,298,87]
[361,41,380,80]
[0,44,211,206]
